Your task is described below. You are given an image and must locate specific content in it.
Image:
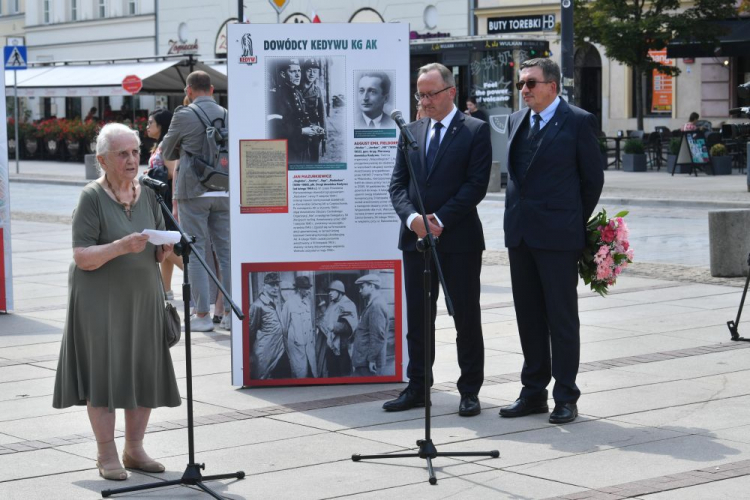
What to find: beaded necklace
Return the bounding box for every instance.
[105,175,137,219]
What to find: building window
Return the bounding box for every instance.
[128,0,137,15]
[14,0,19,14]
[44,0,51,23]
[735,55,750,108]
[71,0,77,21]
[99,0,106,18]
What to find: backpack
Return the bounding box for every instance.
[187,103,229,192]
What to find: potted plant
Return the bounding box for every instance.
[20,121,42,157]
[82,120,99,154]
[60,119,87,160]
[709,143,732,175]
[622,138,647,172]
[38,118,63,156]
[7,118,17,156]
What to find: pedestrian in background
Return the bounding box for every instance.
[161,70,231,332]
[145,108,183,300]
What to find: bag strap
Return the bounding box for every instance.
[188,103,211,130]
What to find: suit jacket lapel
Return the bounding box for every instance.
[428,112,464,178]
[508,108,531,180]
[526,98,570,176]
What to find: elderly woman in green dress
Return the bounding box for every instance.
[53,123,181,481]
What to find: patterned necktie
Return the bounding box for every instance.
[528,114,541,139]
[425,122,443,174]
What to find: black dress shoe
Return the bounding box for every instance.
[549,403,578,424]
[382,388,425,412]
[458,393,481,417]
[499,391,549,418]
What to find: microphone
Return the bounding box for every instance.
[390,109,419,150]
[139,175,168,193]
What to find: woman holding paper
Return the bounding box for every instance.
[52,123,181,481]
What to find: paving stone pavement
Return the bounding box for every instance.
[2,162,750,499]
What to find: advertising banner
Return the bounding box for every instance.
[0,71,11,312]
[649,49,674,113]
[227,23,410,387]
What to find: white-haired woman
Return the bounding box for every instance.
[53,123,181,481]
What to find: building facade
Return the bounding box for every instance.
[475,0,750,133]
[4,1,748,132]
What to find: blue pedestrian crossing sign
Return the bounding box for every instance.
[4,45,27,70]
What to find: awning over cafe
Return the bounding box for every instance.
[4,58,227,97]
[667,19,750,58]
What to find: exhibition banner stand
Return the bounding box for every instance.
[226,23,410,387]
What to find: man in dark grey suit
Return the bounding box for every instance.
[500,58,604,424]
[386,63,491,417]
[161,71,230,333]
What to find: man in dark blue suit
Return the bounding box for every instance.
[386,63,491,416]
[500,58,604,424]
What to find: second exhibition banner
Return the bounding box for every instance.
[227,23,410,387]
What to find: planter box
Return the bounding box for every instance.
[711,156,732,175]
[667,155,692,174]
[622,153,647,172]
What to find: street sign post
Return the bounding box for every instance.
[121,75,142,125]
[4,44,27,175]
[268,0,289,22]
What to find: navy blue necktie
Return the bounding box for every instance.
[426,122,443,174]
[528,114,541,139]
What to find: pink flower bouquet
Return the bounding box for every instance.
[578,209,634,296]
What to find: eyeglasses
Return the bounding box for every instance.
[414,86,454,102]
[515,80,551,91]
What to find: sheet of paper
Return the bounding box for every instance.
[141,229,181,245]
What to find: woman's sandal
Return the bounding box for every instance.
[122,451,166,473]
[96,460,128,481]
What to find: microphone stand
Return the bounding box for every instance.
[351,128,499,484]
[103,189,245,499]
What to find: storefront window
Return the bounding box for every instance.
[631,61,674,117]
[735,55,750,108]
[469,50,516,111]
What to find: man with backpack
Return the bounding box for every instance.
[162,70,231,332]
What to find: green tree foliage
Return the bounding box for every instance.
[574,0,737,130]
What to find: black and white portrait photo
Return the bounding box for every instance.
[266,57,346,168]
[354,70,396,129]
[243,266,398,385]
